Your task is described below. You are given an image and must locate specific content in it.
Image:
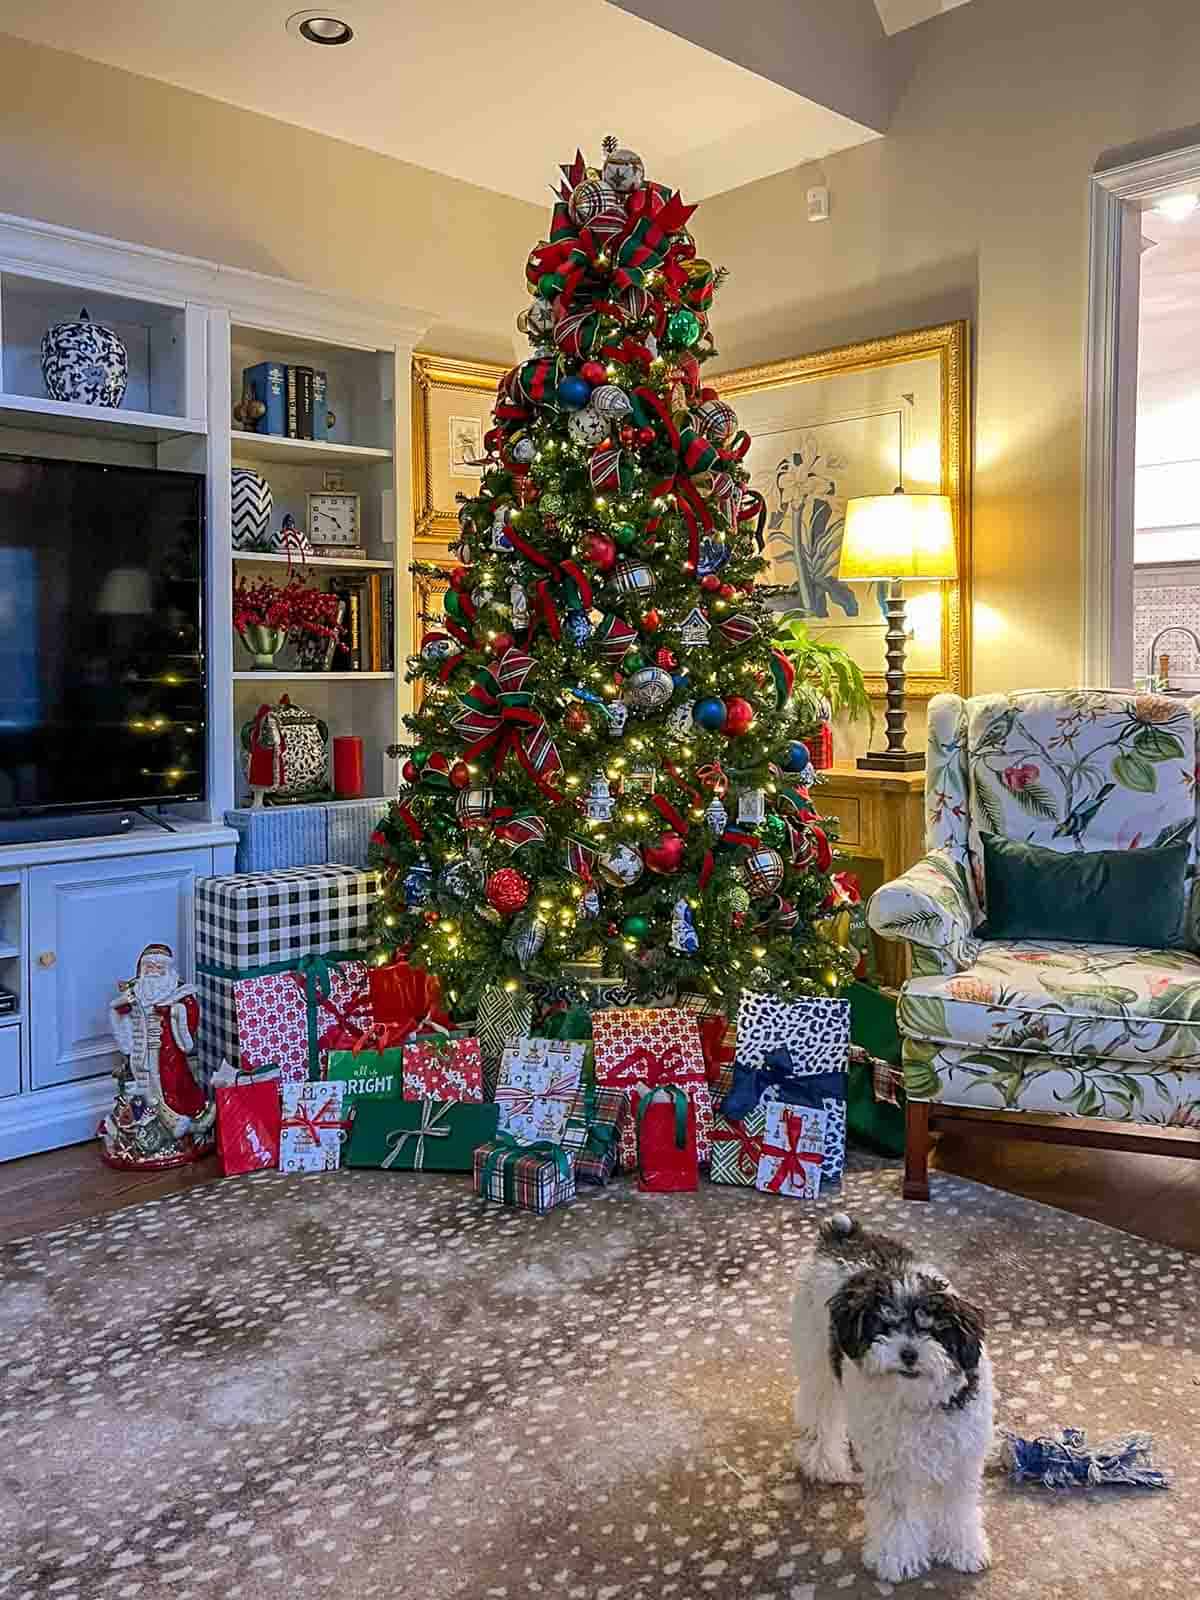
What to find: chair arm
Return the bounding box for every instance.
[867,849,981,976]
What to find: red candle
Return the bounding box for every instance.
[332,735,365,798]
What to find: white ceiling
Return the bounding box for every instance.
[873,0,974,35]
[0,0,890,205]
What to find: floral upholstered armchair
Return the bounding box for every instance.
[867,689,1200,1198]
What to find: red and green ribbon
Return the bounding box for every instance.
[451,647,562,801]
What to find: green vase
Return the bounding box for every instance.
[241,624,287,668]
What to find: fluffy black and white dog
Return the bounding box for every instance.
[792,1214,993,1583]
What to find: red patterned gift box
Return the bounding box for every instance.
[233,960,370,1085]
[402,1035,484,1102]
[591,1007,712,1167]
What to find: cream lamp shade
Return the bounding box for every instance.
[837,491,957,582]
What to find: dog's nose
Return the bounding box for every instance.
[899,1346,919,1367]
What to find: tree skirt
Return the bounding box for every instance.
[1,1165,1197,1600]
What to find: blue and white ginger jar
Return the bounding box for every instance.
[41,307,129,408]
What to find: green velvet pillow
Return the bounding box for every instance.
[980,833,1189,948]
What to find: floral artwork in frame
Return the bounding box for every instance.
[716,322,971,700]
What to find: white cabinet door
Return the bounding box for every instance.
[28,848,212,1091]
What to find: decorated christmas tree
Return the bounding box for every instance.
[372,138,856,1013]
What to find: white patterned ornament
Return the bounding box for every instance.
[611,560,656,596]
[519,298,556,340]
[510,582,530,631]
[704,796,728,836]
[605,701,629,737]
[583,773,615,822]
[590,384,632,420]
[42,307,129,408]
[456,787,494,824]
[622,666,673,711]
[578,885,601,920]
[742,848,785,899]
[599,844,644,887]
[695,397,738,444]
[511,435,537,464]
[491,506,515,552]
[665,701,695,741]
[568,406,610,447]
[231,467,273,552]
[602,147,645,194]
[678,606,711,649]
[569,178,621,225]
[514,916,547,969]
[737,788,767,826]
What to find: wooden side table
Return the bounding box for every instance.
[814,765,926,987]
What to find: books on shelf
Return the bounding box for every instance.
[329,573,394,672]
[243,362,332,441]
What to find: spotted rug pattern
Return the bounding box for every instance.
[1,1164,1197,1600]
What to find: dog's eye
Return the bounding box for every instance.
[913,1307,933,1331]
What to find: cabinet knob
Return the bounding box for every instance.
[38,951,56,969]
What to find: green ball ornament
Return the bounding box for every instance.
[613,520,638,548]
[538,272,563,299]
[761,815,786,845]
[622,650,646,674]
[412,749,430,769]
[540,491,565,516]
[667,307,702,347]
[622,914,650,939]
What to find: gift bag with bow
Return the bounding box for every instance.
[368,960,451,1037]
[213,1056,282,1176]
[591,1007,713,1167]
[402,1035,484,1102]
[633,1084,698,1193]
[325,1022,407,1107]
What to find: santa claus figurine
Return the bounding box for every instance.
[100,942,216,1169]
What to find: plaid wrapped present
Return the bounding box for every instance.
[476,986,535,1099]
[591,1007,713,1166]
[402,1034,484,1101]
[734,992,851,1073]
[756,1102,827,1199]
[494,1038,585,1143]
[561,1083,626,1185]
[279,1082,349,1173]
[233,958,370,1086]
[345,1099,499,1171]
[473,1135,576,1214]
[195,865,378,1082]
[709,1066,766,1188]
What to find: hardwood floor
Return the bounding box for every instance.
[1,1131,1197,1248]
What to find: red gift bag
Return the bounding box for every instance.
[216,1075,282,1175]
[368,960,450,1037]
[634,1085,698,1193]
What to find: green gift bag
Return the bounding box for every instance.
[344,1099,499,1171]
[846,981,906,1157]
[325,1046,404,1105]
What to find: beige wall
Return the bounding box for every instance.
[0,35,543,361]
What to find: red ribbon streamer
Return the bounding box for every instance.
[651,794,690,836]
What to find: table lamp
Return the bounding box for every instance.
[838,487,957,772]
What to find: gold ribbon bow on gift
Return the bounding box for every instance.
[381,1101,453,1169]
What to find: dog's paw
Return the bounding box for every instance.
[940,1538,991,1575]
[865,1544,930,1584]
[794,1439,859,1485]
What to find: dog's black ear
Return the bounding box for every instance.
[930,1292,985,1374]
[828,1271,889,1361]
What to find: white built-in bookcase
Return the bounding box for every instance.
[0,211,431,820]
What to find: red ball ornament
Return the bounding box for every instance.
[681,560,697,577]
[606,922,620,938]
[491,633,515,658]
[564,705,591,734]
[700,574,721,593]
[722,696,756,736]
[619,424,636,446]
[579,360,607,386]
[583,531,618,571]
[401,759,419,784]
[486,867,530,916]
[655,647,678,670]
[423,910,440,926]
[449,761,471,790]
[640,608,661,631]
[718,583,736,600]
[637,426,656,446]
[644,832,686,875]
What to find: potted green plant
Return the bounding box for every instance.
[772,611,874,765]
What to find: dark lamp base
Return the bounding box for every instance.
[857,749,926,772]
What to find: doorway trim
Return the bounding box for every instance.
[1084,140,1200,686]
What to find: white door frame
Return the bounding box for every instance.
[1084,140,1200,685]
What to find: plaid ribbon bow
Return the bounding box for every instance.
[381,1101,453,1169]
[452,647,562,800]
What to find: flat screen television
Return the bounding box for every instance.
[0,453,206,816]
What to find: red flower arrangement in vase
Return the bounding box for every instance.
[233,574,343,669]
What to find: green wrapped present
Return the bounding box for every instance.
[344,1099,499,1171]
[325,1044,404,1104]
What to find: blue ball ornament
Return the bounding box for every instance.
[693,696,728,731]
[785,741,810,771]
[557,374,592,410]
[671,671,690,690]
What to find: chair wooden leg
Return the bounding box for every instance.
[903,1101,932,1200]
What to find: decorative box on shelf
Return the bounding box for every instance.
[224,798,390,872]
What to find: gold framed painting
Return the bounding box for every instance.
[716,321,971,699]
[410,562,455,709]
[412,353,509,546]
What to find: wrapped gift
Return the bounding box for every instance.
[473,1136,575,1214]
[633,1085,698,1193]
[561,1083,627,1185]
[213,1058,281,1176]
[233,958,370,1086]
[369,960,450,1036]
[755,1102,826,1199]
[760,1049,847,1187]
[494,1039,586,1143]
[402,1035,484,1101]
[709,1066,766,1188]
[735,992,851,1073]
[327,799,389,867]
[476,986,535,1099]
[591,1007,712,1166]
[224,804,328,873]
[279,1082,349,1173]
[325,1027,406,1105]
[344,1099,499,1171]
[697,1013,734,1085]
[196,865,378,1081]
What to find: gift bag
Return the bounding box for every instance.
[233,958,370,1086]
[402,1035,484,1101]
[325,1028,405,1105]
[755,1102,826,1199]
[344,1100,499,1171]
[735,992,851,1073]
[474,1136,576,1214]
[279,1082,349,1172]
[369,960,450,1034]
[634,1085,698,1193]
[213,1059,281,1176]
[494,1039,585,1144]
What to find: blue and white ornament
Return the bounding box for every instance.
[578,884,601,920]
[590,384,632,420]
[583,772,615,822]
[697,538,730,578]
[421,634,460,664]
[231,467,273,552]
[568,406,610,447]
[666,700,695,740]
[704,796,728,836]
[670,898,700,955]
[622,665,674,712]
[510,434,537,464]
[491,505,515,552]
[600,843,644,887]
[564,609,593,646]
[441,859,479,900]
[605,701,630,737]
[403,859,433,906]
[611,560,656,596]
[510,582,530,631]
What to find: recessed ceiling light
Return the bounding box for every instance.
[1153,193,1199,223]
[286,10,354,45]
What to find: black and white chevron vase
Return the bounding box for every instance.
[231,467,273,551]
